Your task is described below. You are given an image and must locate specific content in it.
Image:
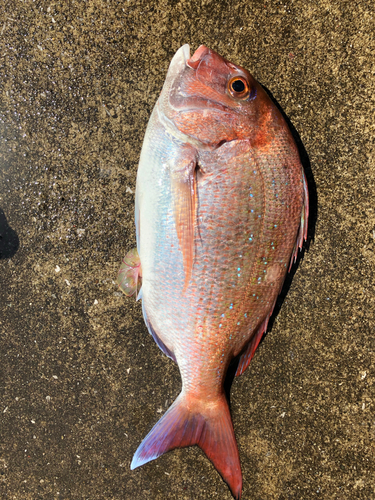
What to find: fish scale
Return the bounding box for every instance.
[118,44,309,499]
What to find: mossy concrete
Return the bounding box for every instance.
[0,1,374,498]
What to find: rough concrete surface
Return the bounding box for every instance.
[0,1,374,499]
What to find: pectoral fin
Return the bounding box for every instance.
[170,147,198,288]
[117,247,142,297]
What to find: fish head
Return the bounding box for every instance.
[158,44,278,149]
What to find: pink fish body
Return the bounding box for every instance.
[127,44,308,498]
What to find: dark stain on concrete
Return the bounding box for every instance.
[1,1,374,499]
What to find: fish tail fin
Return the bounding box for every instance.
[131,392,242,499]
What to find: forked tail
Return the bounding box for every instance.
[131,392,242,499]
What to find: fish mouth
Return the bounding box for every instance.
[169,44,211,71]
[180,44,191,63]
[170,44,212,69]
[168,44,191,74]
[186,45,209,68]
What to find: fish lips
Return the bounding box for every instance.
[166,43,191,77]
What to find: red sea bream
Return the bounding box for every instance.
[118,44,309,499]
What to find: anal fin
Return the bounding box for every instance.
[142,299,176,363]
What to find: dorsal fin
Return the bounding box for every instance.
[289,169,309,271]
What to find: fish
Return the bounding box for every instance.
[117,44,309,499]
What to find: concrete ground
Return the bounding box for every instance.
[1,1,374,499]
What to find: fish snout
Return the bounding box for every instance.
[187,45,210,69]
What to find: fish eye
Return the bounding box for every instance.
[228,76,250,100]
